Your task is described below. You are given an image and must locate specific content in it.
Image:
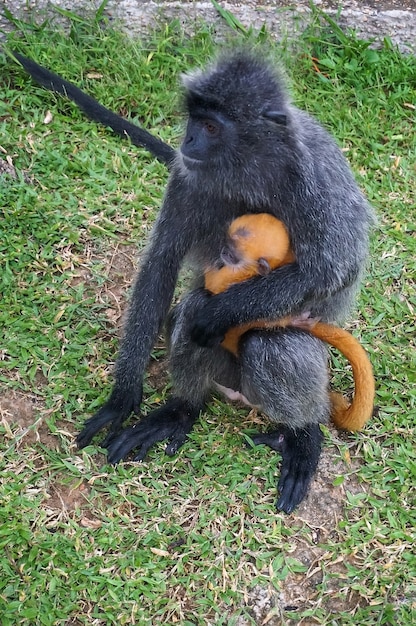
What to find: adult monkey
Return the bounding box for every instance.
[14,51,374,513]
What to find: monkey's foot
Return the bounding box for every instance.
[76,385,142,449]
[106,398,200,464]
[251,424,323,514]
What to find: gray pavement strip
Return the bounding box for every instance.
[0,1,415,53]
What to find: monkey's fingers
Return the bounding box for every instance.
[277,464,313,514]
[77,415,109,449]
[275,424,323,514]
[106,398,200,464]
[105,424,156,464]
[101,426,130,449]
[76,385,142,448]
[165,429,192,456]
[76,412,113,449]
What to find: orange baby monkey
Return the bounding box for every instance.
[205,213,375,431]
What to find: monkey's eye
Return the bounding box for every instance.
[203,120,220,137]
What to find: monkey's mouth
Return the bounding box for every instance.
[180,154,204,169]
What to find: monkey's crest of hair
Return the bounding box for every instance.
[182,51,289,121]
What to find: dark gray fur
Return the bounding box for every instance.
[16,50,374,513]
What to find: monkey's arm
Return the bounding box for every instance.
[192,261,331,347]
[77,243,180,447]
[77,192,189,447]
[12,52,176,167]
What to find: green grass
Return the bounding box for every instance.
[0,5,415,625]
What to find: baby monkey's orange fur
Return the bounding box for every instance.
[205,213,375,431]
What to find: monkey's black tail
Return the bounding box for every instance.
[13,52,176,167]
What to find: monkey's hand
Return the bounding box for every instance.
[105,398,200,464]
[76,384,143,449]
[190,292,231,347]
[250,423,323,514]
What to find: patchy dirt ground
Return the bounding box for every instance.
[0,156,18,178]
[1,380,368,622]
[1,390,368,622]
[1,239,369,623]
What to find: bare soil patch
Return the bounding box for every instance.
[1,236,370,623]
[0,388,58,450]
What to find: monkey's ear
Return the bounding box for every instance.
[263,111,287,125]
[257,258,272,275]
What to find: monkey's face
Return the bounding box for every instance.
[180,111,237,169]
[219,223,252,267]
[220,234,272,276]
[220,240,242,267]
[221,228,255,268]
[178,108,289,198]
[179,53,291,201]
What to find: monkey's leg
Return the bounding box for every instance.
[106,290,239,464]
[240,329,329,514]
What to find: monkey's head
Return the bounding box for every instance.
[221,228,272,277]
[179,52,290,190]
[222,213,295,275]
